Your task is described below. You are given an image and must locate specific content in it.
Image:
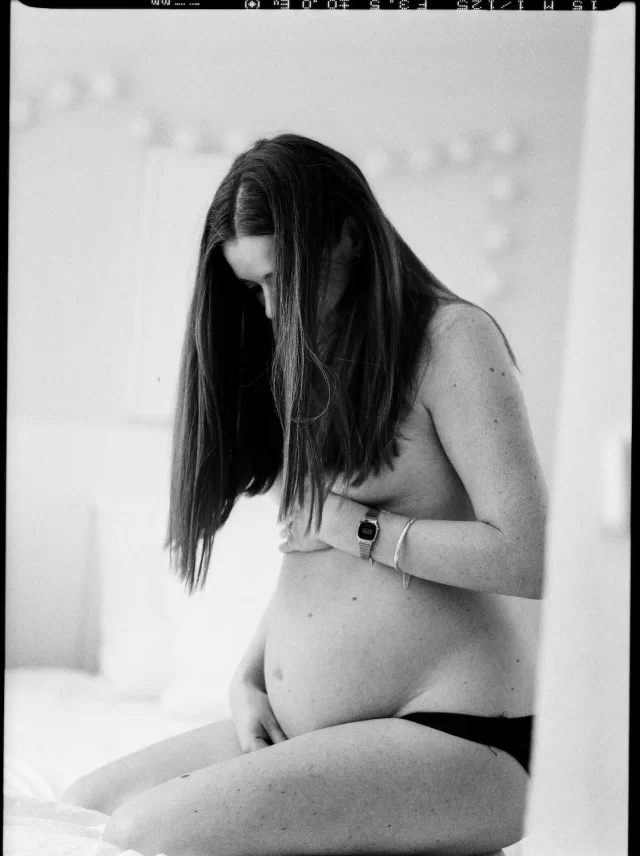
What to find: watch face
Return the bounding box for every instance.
[358,521,377,540]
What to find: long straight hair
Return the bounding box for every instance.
[164,133,518,593]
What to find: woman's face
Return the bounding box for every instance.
[222,230,355,325]
[223,235,278,319]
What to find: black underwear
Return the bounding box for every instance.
[399,712,534,774]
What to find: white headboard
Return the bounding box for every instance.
[127,148,232,424]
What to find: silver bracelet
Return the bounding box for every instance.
[394,518,416,589]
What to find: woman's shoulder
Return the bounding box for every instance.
[428,299,494,338]
[427,300,509,360]
[417,300,513,398]
[419,300,481,367]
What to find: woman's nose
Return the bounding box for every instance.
[262,287,274,319]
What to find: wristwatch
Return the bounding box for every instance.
[357,508,380,564]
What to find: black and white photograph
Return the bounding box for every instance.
[5,3,633,855]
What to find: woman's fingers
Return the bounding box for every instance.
[240,730,269,753]
[264,706,288,743]
[245,718,287,751]
[279,518,294,538]
[267,721,288,744]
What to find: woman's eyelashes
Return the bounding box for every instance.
[243,281,266,305]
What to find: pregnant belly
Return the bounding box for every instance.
[263,548,485,738]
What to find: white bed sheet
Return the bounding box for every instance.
[4,668,220,856]
[4,667,219,801]
[3,795,157,856]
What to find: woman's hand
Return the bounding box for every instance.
[278,531,332,554]
[278,481,332,554]
[228,679,288,753]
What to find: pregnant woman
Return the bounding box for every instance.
[63,133,547,856]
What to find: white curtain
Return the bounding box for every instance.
[523,5,633,855]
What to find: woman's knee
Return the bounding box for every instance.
[103,798,189,856]
[61,770,130,815]
[60,773,113,814]
[102,802,141,852]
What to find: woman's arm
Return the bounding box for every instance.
[230,596,272,692]
[314,306,548,600]
[317,495,543,599]
[228,593,288,749]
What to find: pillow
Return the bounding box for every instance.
[95,492,172,699]
[159,493,281,720]
[95,489,282,715]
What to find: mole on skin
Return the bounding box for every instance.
[273,668,284,681]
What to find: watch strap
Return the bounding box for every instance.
[358,508,380,561]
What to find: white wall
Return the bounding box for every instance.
[7,3,592,668]
[523,5,633,854]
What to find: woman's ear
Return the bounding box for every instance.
[339,216,362,259]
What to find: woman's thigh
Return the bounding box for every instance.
[103,717,529,856]
[61,717,242,815]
